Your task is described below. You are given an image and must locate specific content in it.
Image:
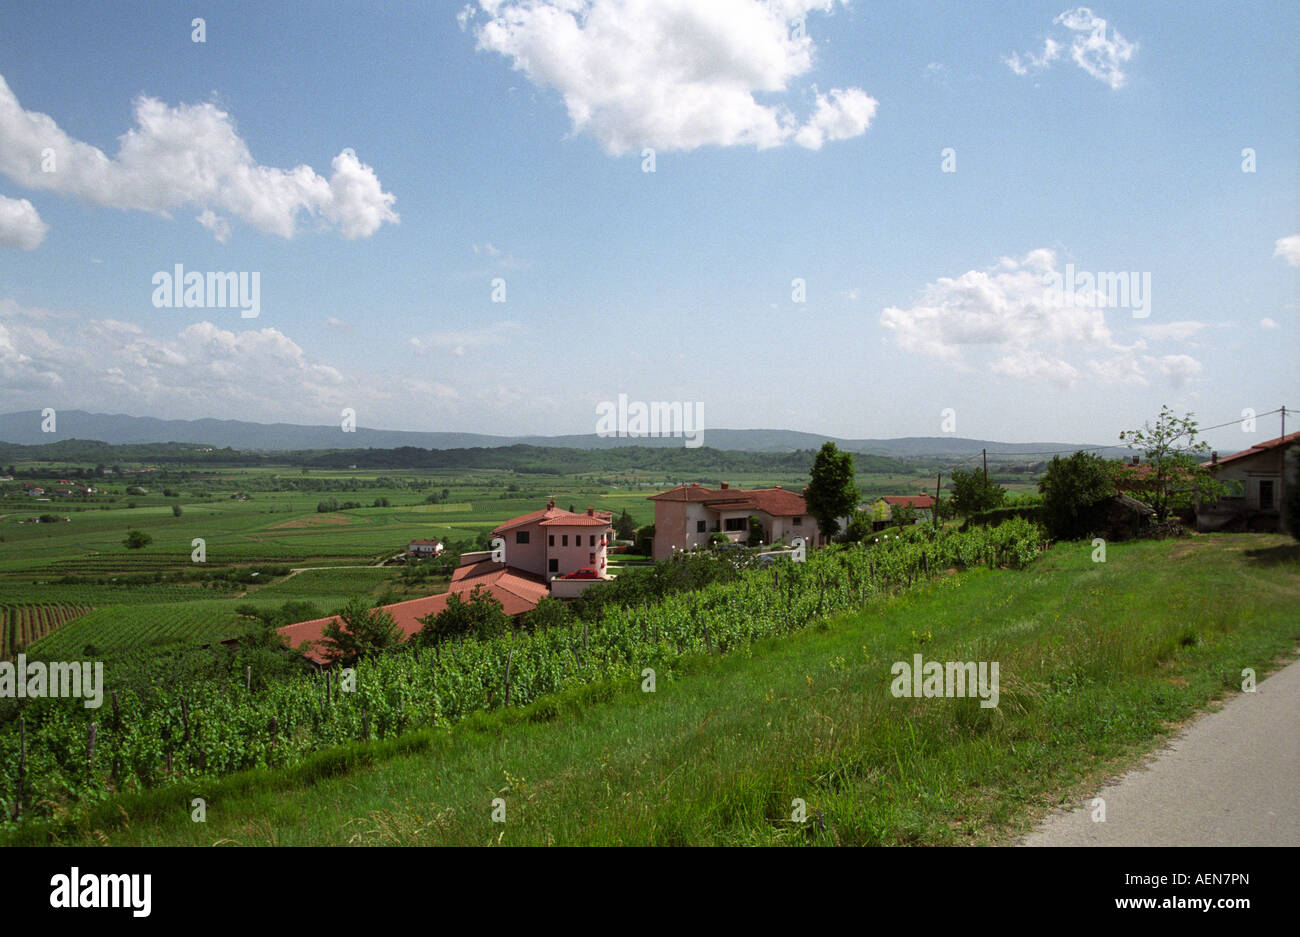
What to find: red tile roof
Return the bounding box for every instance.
[648,484,808,516]
[279,562,548,665]
[493,504,613,533]
[880,495,935,508]
[1204,431,1300,468]
[408,539,442,546]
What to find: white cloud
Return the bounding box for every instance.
[407,320,522,356]
[1006,8,1136,89]
[466,0,876,154]
[0,193,47,249]
[792,87,878,150]
[1260,317,1279,330]
[472,242,501,257]
[0,74,398,241]
[1135,320,1207,341]
[1003,38,1061,76]
[880,249,1199,387]
[1274,234,1300,266]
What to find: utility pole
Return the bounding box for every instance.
[982,448,988,487]
[935,473,942,530]
[1281,405,1288,530]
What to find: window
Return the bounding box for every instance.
[589,552,595,564]
[696,520,706,533]
[548,558,558,573]
[562,534,569,546]
[589,535,595,547]
[724,517,746,532]
[1260,480,1275,510]
[548,534,555,546]
[792,516,801,526]
[515,531,529,545]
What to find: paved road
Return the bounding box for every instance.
[1021,657,1300,847]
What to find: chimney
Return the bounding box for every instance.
[587,506,594,516]
[721,482,729,490]
[1211,452,1218,465]
[547,500,555,509]
[1131,456,1139,466]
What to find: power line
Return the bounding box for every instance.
[974,408,1284,459]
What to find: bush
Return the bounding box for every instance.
[959,505,1042,532]
[171,504,183,517]
[123,529,152,549]
[1038,452,1115,540]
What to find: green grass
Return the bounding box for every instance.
[26,533,1299,846]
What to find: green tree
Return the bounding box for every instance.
[950,468,1006,516]
[1037,451,1115,540]
[171,504,183,517]
[415,585,510,644]
[522,595,569,632]
[841,508,874,543]
[614,509,637,541]
[320,597,403,663]
[891,503,918,526]
[1284,449,1300,542]
[123,529,152,549]
[804,442,859,539]
[1118,406,1224,522]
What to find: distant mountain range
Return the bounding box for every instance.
[0,410,1131,459]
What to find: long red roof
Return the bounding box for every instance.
[279,561,548,665]
[649,484,808,517]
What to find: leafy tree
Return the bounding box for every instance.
[804,442,859,539]
[372,497,390,507]
[320,597,403,663]
[1037,451,1115,540]
[614,509,638,540]
[123,529,152,549]
[1118,406,1224,522]
[891,503,918,526]
[747,515,764,547]
[634,524,655,556]
[171,504,183,517]
[1285,449,1300,542]
[950,468,1006,516]
[522,595,570,632]
[841,509,874,543]
[415,585,510,645]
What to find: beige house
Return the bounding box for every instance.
[1197,431,1298,532]
[647,483,826,561]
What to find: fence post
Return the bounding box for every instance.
[504,648,514,708]
[16,716,25,822]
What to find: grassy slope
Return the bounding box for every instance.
[25,533,1300,847]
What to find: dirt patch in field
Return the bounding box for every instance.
[270,514,355,529]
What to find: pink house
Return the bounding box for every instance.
[647,482,824,560]
[492,501,613,581]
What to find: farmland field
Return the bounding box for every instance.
[1,457,956,658]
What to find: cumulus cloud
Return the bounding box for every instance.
[880,249,1199,387]
[1260,317,1279,330]
[1006,7,1136,89]
[0,193,47,249]
[465,0,876,154]
[0,74,398,241]
[1274,234,1300,266]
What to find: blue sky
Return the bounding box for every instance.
[0,0,1295,453]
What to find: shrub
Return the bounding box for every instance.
[123,529,152,549]
[1038,451,1115,540]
